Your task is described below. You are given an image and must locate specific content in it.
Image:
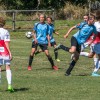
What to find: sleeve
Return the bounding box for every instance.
[4,30,10,42]
[93,26,97,34]
[33,23,38,31]
[47,24,50,35]
[76,22,86,29]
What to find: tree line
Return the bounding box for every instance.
[0,0,99,10]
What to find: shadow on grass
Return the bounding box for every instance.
[74,73,90,76]
[14,88,29,92]
[6,88,29,92]
[35,67,64,71]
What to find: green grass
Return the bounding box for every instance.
[0,20,100,100]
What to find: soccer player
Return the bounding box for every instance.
[55,14,89,59]
[35,17,60,62]
[81,10,100,76]
[54,14,97,76]
[27,14,58,71]
[0,17,14,92]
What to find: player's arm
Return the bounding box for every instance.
[5,41,12,60]
[64,26,76,38]
[32,30,37,44]
[47,34,51,47]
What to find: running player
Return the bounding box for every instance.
[0,17,14,92]
[27,14,58,71]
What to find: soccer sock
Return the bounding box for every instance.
[93,58,98,67]
[6,69,12,85]
[35,51,40,55]
[80,52,89,57]
[93,60,99,73]
[47,55,54,67]
[54,50,58,60]
[66,60,76,75]
[28,55,33,66]
[60,45,70,52]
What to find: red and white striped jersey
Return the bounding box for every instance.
[0,28,10,57]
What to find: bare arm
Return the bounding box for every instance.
[32,30,38,44]
[64,26,76,38]
[47,35,51,47]
[5,41,12,60]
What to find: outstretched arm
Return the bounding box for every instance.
[64,26,76,38]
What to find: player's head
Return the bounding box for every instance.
[39,14,46,23]
[83,14,89,22]
[88,14,95,25]
[95,10,100,21]
[46,17,53,24]
[0,17,5,27]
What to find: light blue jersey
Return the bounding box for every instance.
[33,22,49,44]
[48,24,55,43]
[73,24,97,45]
[76,21,87,29]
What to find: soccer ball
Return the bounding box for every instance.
[25,31,32,39]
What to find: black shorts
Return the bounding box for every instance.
[32,42,48,51]
[51,41,56,47]
[71,36,81,53]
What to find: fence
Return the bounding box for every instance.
[0,9,55,31]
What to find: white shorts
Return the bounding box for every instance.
[90,43,95,53]
[93,43,100,54]
[0,56,10,66]
[81,42,89,51]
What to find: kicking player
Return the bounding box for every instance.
[54,14,97,76]
[27,14,58,71]
[0,17,14,92]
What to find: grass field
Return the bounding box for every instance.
[0,20,100,100]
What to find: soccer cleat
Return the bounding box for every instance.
[54,44,61,51]
[56,59,60,62]
[65,73,71,76]
[28,66,32,71]
[52,66,58,70]
[91,72,100,76]
[8,85,14,92]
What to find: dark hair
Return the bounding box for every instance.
[47,17,53,21]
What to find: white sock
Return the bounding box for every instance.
[6,70,12,85]
[93,58,98,67]
[80,52,89,57]
[93,60,100,73]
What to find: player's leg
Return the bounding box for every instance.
[40,44,58,70]
[4,57,14,92]
[65,36,80,76]
[35,49,43,55]
[28,42,37,70]
[65,46,79,76]
[53,42,60,62]
[91,44,100,76]
[54,43,70,52]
